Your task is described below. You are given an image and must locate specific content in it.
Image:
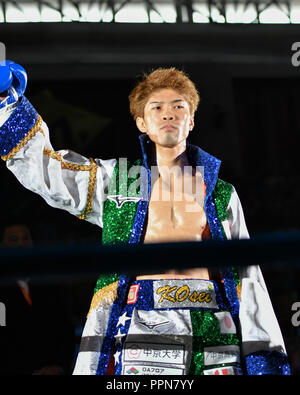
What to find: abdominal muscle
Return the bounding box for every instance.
[137,175,210,280]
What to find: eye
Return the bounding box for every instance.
[152,106,161,110]
[175,105,184,109]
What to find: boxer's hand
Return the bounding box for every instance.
[0,60,27,109]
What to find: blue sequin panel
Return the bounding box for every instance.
[0,96,38,156]
[96,274,131,375]
[129,137,151,244]
[205,195,224,241]
[221,268,240,323]
[245,350,291,375]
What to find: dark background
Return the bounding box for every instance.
[0,22,300,374]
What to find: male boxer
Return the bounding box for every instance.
[0,61,290,375]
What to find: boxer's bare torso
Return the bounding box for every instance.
[144,166,206,244]
[135,88,210,280]
[137,156,210,280]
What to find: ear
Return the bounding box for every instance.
[189,115,195,131]
[136,117,147,134]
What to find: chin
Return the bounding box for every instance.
[159,136,179,147]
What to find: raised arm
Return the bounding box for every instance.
[0,60,116,228]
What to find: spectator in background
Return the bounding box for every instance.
[0,223,33,249]
[0,222,75,375]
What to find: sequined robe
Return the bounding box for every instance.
[0,96,290,375]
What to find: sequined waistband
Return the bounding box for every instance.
[125,278,226,311]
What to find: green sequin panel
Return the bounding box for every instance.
[189,310,240,375]
[213,178,240,287]
[231,267,240,288]
[93,273,120,294]
[102,159,142,245]
[213,178,233,223]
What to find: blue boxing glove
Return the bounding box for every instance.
[0,60,27,109]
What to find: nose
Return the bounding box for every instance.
[163,110,175,120]
[163,115,174,120]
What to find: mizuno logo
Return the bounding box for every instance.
[137,320,170,330]
[107,194,141,208]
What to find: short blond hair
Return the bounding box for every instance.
[129,67,200,120]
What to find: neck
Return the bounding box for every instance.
[152,141,188,169]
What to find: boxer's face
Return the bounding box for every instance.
[136,88,194,148]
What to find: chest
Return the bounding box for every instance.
[144,172,207,242]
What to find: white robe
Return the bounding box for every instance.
[0,102,288,375]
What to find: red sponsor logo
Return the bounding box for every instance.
[127,284,140,304]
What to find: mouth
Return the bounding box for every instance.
[161,124,177,130]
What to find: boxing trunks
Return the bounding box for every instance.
[98,278,242,376]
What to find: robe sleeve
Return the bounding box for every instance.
[0,96,116,228]
[226,187,290,374]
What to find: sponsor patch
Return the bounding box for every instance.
[123,342,185,365]
[153,280,218,309]
[107,194,141,208]
[137,319,170,331]
[123,364,184,375]
[123,310,192,373]
[203,366,242,375]
[127,284,140,304]
[127,308,192,336]
[204,345,240,366]
[214,311,236,334]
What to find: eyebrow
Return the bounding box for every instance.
[149,99,185,105]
